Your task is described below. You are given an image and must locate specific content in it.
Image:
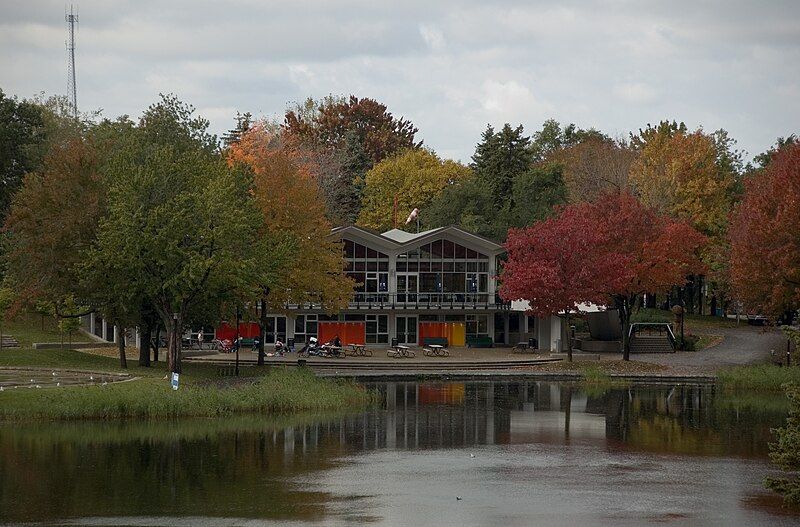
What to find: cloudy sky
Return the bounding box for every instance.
[3,0,799,161]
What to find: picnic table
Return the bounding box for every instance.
[321,344,346,358]
[348,343,373,357]
[387,344,416,358]
[424,343,449,357]
[512,342,536,354]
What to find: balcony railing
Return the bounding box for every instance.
[285,292,510,311]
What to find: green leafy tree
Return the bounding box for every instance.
[530,119,608,163]
[56,295,83,349]
[512,163,568,225]
[83,95,273,373]
[424,176,503,238]
[753,135,798,169]
[0,89,45,219]
[357,149,471,232]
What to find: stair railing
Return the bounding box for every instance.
[629,323,676,351]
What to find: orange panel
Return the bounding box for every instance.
[215,322,260,341]
[418,322,465,346]
[318,322,366,345]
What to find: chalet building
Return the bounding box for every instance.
[278,225,563,350]
[84,225,565,352]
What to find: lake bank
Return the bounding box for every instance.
[0,348,373,421]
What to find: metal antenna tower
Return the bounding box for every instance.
[65,4,78,118]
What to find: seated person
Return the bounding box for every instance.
[327,335,342,348]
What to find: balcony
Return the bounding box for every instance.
[285,292,510,311]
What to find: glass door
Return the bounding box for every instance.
[396,273,418,304]
[396,315,418,345]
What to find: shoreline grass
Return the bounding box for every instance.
[0,367,374,420]
[0,346,374,420]
[717,364,800,392]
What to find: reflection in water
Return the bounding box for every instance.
[0,381,792,526]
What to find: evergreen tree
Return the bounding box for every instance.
[471,124,532,209]
[222,112,253,147]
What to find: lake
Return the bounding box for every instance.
[0,380,797,526]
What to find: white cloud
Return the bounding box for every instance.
[481,80,552,123]
[2,0,799,162]
[419,23,445,51]
[613,82,658,104]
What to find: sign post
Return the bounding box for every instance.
[171,372,179,390]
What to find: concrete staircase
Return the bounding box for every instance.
[629,335,674,354]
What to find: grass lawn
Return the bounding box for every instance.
[2,313,69,348]
[632,308,739,331]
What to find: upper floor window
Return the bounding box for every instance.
[397,239,489,273]
[343,239,389,272]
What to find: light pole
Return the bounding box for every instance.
[172,312,179,373]
[235,307,240,377]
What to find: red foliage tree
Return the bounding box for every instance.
[501,192,705,360]
[500,206,624,361]
[730,143,800,318]
[283,95,421,166]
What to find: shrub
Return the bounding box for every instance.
[632,308,672,324]
[766,384,800,505]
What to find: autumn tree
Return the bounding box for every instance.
[357,149,471,232]
[501,192,705,361]
[3,132,105,313]
[581,193,706,359]
[227,123,354,363]
[729,143,800,318]
[283,96,421,222]
[550,137,635,202]
[500,205,620,361]
[628,123,737,312]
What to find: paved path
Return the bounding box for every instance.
[634,325,787,372]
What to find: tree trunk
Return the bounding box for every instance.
[564,312,572,363]
[139,323,152,367]
[564,385,573,440]
[117,324,128,369]
[697,275,704,315]
[622,309,631,361]
[166,314,182,374]
[257,298,267,366]
[152,326,160,363]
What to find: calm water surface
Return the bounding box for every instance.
[0,381,797,526]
